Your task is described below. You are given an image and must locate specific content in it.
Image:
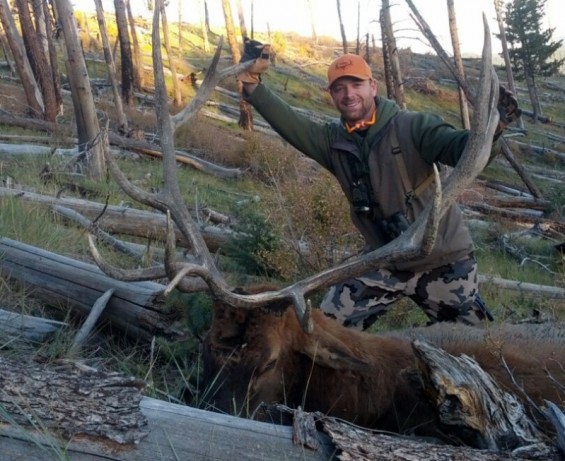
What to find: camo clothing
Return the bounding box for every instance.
[321,252,491,330]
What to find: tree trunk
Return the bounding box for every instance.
[381,0,405,108]
[525,72,543,123]
[0,355,331,461]
[380,8,395,100]
[221,0,253,130]
[42,0,64,112]
[159,1,181,107]
[198,0,210,53]
[306,0,317,43]
[177,0,182,50]
[236,0,248,39]
[52,0,105,181]
[14,0,58,122]
[94,0,128,132]
[355,0,360,55]
[126,0,144,90]
[0,0,44,117]
[114,0,134,106]
[447,0,470,129]
[494,0,524,130]
[336,0,348,54]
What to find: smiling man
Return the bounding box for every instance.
[238,44,521,330]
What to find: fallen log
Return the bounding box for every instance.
[0,355,332,461]
[478,274,565,299]
[0,187,236,252]
[0,237,188,341]
[0,308,66,343]
[1,349,561,461]
[507,139,565,163]
[463,201,565,233]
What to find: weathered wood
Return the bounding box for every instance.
[464,201,565,232]
[0,355,332,461]
[499,138,544,199]
[322,418,543,461]
[0,237,178,341]
[0,186,235,252]
[413,339,545,450]
[0,308,66,342]
[70,288,114,353]
[508,139,565,163]
[478,274,565,299]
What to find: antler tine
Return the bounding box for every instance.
[440,13,499,213]
[170,41,259,131]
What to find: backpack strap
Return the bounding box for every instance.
[390,120,435,207]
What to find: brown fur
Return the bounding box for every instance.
[202,294,565,438]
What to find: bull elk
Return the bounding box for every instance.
[203,293,565,444]
[87,4,563,452]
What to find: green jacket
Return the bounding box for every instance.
[246,84,491,271]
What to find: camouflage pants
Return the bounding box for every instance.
[320,253,492,330]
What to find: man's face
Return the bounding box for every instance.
[329,77,378,126]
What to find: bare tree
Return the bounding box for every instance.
[52,0,105,180]
[198,0,210,53]
[336,0,348,54]
[380,8,395,99]
[37,0,63,112]
[355,0,360,55]
[177,0,182,50]
[306,0,317,43]
[126,0,144,90]
[94,0,128,132]
[447,0,470,129]
[0,0,44,117]
[494,0,523,130]
[381,0,405,109]
[15,0,59,122]
[236,0,248,39]
[159,1,181,107]
[221,0,253,130]
[114,0,134,106]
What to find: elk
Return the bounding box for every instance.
[202,289,565,441]
[88,4,562,451]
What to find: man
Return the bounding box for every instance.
[237,41,520,330]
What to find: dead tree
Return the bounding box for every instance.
[381,0,405,108]
[0,0,44,117]
[447,0,470,129]
[94,0,128,132]
[15,0,59,122]
[221,0,253,130]
[52,0,105,181]
[494,0,524,130]
[336,0,348,54]
[113,0,134,106]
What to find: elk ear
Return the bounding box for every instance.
[301,333,369,371]
[209,302,250,346]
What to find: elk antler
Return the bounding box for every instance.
[90,5,498,333]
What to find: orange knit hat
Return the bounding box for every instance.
[327,54,372,88]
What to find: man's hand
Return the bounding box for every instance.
[237,38,271,85]
[497,85,521,132]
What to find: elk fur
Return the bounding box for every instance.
[203,289,565,439]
